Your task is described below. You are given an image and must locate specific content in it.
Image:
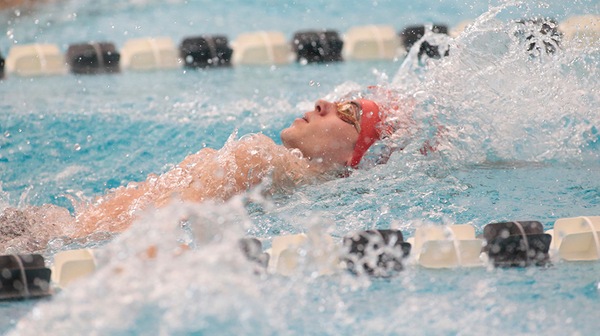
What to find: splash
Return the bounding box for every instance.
[389,2,599,165]
[8,198,367,335]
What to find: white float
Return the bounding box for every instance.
[5,44,67,77]
[409,224,485,268]
[231,31,292,65]
[120,37,181,71]
[559,15,600,47]
[548,216,600,261]
[266,232,338,276]
[342,25,401,60]
[51,249,97,288]
[450,20,473,38]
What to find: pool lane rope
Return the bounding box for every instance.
[2,215,599,302]
[2,15,595,78]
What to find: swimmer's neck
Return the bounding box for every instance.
[298,152,349,176]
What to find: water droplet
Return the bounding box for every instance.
[74,144,81,151]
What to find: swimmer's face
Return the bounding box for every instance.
[280,99,360,167]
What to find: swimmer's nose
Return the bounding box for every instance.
[314,100,335,116]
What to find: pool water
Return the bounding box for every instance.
[1,0,600,334]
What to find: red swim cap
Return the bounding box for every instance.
[348,99,383,168]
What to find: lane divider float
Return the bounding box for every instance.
[342,25,400,61]
[180,35,233,68]
[399,24,450,59]
[408,224,484,268]
[5,43,67,77]
[120,37,180,71]
[559,15,600,47]
[0,51,4,79]
[341,229,411,276]
[547,216,600,261]
[482,221,551,267]
[0,254,52,301]
[66,42,120,75]
[231,31,291,66]
[51,248,97,289]
[291,29,344,64]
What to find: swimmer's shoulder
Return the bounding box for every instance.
[235,133,296,159]
[238,133,278,147]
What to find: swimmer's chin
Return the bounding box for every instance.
[279,128,294,148]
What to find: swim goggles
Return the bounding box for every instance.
[336,101,362,133]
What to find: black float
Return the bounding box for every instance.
[291,30,343,63]
[0,51,4,79]
[482,221,552,267]
[0,254,52,301]
[399,24,450,59]
[341,229,411,277]
[239,237,269,268]
[66,42,120,75]
[179,35,233,68]
[514,18,562,56]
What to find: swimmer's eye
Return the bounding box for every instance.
[336,101,362,133]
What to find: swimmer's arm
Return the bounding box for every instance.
[73,181,151,236]
[74,148,218,236]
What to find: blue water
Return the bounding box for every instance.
[1,0,600,334]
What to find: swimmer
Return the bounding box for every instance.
[73,97,392,236]
[1,90,415,249]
